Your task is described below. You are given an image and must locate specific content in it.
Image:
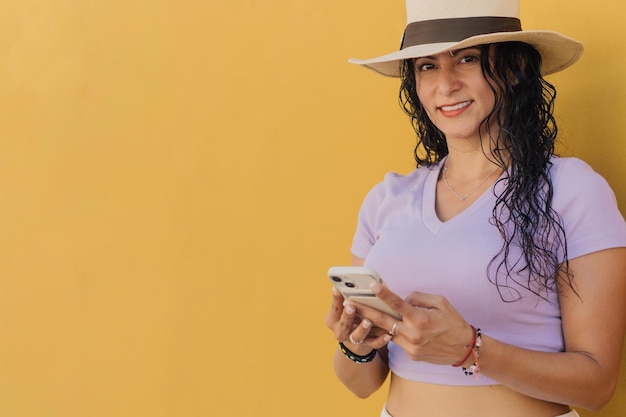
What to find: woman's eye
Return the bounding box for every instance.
[416,63,435,71]
[460,55,479,64]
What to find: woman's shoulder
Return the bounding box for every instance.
[358,165,435,210]
[550,156,611,190]
[373,164,437,193]
[550,156,594,173]
[550,156,620,212]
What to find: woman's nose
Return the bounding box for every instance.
[437,68,461,95]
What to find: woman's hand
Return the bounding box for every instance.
[351,282,475,366]
[325,286,391,353]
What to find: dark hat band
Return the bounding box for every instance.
[400,16,522,49]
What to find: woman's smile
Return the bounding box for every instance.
[438,100,473,116]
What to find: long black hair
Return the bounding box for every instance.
[399,41,572,301]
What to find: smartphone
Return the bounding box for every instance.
[327,266,401,320]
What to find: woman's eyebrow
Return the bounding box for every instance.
[450,47,481,56]
[417,47,481,61]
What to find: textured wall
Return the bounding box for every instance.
[0,1,623,416]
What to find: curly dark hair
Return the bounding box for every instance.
[399,41,572,301]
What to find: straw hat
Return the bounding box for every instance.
[349,0,583,77]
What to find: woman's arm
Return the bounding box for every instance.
[479,247,626,410]
[361,247,626,410]
[325,255,391,398]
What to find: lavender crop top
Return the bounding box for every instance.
[351,157,626,386]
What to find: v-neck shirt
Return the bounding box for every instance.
[351,157,626,385]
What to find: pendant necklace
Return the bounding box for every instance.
[442,162,500,201]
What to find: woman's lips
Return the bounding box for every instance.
[438,100,472,116]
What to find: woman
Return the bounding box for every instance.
[325,1,626,416]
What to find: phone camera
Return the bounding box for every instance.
[331,276,342,283]
[344,282,356,288]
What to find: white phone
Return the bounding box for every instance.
[327,266,401,320]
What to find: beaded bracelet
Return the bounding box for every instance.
[463,327,482,378]
[339,342,377,364]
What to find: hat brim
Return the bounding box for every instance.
[349,30,583,77]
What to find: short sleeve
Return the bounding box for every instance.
[552,158,626,259]
[350,182,385,259]
[350,171,412,259]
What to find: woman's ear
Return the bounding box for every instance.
[504,66,523,87]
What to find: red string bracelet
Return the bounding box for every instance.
[463,327,482,379]
[452,325,477,367]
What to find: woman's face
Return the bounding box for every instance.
[414,46,496,144]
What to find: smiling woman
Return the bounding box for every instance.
[324,0,626,416]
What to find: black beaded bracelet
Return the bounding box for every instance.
[339,342,377,364]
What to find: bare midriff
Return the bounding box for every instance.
[385,373,571,417]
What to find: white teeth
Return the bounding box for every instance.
[440,101,471,111]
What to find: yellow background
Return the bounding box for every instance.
[0,1,624,416]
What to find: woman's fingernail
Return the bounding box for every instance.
[343,302,355,315]
[362,320,371,329]
[332,287,340,296]
[384,334,392,342]
[370,282,382,293]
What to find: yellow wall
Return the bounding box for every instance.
[0,1,623,416]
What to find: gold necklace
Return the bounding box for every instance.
[442,162,500,201]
